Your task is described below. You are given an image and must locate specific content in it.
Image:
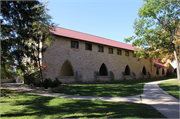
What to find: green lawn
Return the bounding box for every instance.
[158,79,180,100]
[50,78,173,97]
[1,87,166,118]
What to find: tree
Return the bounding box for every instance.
[1,1,55,83]
[158,28,180,66]
[124,0,180,79]
[1,62,15,79]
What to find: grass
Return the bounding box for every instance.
[1,87,166,118]
[50,77,173,97]
[158,79,180,100]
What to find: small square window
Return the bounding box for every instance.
[98,46,103,52]
[125,50,129,56]
[108,48,113,54]
[71,41,79,48]
[117,49,122,55]
[133,52,136,57]
[85,43,92,50]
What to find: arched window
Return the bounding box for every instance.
[60,60,74,76]
[162,69,165,75]
[99,63,108,76]
[156,67,159,75]
[125,65,130,75]
[142,66,146,75]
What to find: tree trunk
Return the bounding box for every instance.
[172,42,180,80]
[38,57,43,83]
[37,40,43,83]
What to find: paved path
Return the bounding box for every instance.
[1,79,179,119]
[141,79,179,119]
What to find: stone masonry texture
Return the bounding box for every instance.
[42,36,167,83]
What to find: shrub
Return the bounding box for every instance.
[34,82,41,87]
[51,77,62,87]
[43,78,52,89]
[23,71,40,85]
[1,69,15,79]
[24,74,35,84]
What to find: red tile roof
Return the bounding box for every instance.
[154,62,165,67]
[50,26,135,51]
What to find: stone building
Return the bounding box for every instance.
[42,26,167,83]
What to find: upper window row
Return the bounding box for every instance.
[71,40,136,57]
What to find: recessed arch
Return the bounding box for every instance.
[173,68,177,74]
[99,63,108,76]
[142,66,146,75]
[162,68,165,75]
[60,60,74,76]
[125,65,131,75]
[156,67,159,75]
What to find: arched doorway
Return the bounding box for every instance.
[162,68,165,75]
[156,67,159,75]
[99,63,108,76]
[125,65,130,75]
[173,68,177,74]
[142,66,146,75]
[60,60,74,76]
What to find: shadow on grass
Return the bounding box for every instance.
[158,85,180,100]
[1,78,171,118]
[1,88,167,118]
[52,85,142,97]
[158,79,180,100]
[1,94,166,118]
[51,78,171,97]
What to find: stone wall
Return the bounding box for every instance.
[1,79,15,83]
[42,36,163,83]
[56,76,75,83]
[152,65,168,78]
[97,76,110,82]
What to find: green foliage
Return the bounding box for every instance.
[23,72,61,88]
[1,65,15,79]
[1,69,14,79]
[43,78,52,89]
[124,0,180,59]
[42,77,62,89]
[16,69,22,76]
[24,71,39,85]
[24,74,35,85]
[51,77,62,87]
[1,1,56,80]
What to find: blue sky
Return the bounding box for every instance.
[42,0,144,44]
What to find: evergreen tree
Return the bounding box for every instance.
[1,1,55,82]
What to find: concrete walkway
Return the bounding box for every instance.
[1,79,179,119]
[141,79,179,119]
